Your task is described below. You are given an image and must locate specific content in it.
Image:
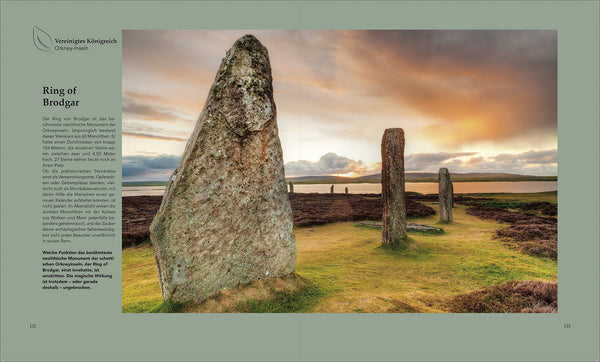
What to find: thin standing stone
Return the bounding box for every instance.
[289,182,294,194]
[345,187,349,194]
[381,128,407,246]
[439,167,453,222]
[330,184,334,194]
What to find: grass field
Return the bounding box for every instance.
[122,245,164,313]
[122,198,557,313]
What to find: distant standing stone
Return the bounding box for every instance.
[330,184,334,194]
[439,167,453,222]
[150,35,296,303]
[345,187,349,194]
[289,182,294,194]
[381,128,407,246]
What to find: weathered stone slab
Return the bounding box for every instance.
[439,167,453,222]
[330,184,334,194]
[150,35,296,303]
[381,128,407,245]
[289,182,294,194]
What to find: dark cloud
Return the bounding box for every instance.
[443,149,558,175]
[493,149,557,164]
[122,154,180,180]
[336,30,557,145]
[360,30,556,74]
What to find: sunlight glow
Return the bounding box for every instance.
[331,172,361,178]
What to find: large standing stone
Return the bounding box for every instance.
[289,182,294,194]
[439,167,453,222]
[150,35,296,303]
[381,128,407,246]
[330,185,334,194]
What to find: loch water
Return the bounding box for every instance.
[123,181,557,197]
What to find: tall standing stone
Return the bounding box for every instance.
[150,35,296,303]
[330,185,334,194]
[289,182,294,194]
[381,128,407,246]
[439,168,453,222]
[345,187,349,194]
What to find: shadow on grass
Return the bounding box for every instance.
[150,300,185,313]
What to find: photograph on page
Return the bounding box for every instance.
[121,30,557,314]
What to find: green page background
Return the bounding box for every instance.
[1,1,598,361]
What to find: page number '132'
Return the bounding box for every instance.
[29,323,37,329]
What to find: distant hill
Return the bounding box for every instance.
[283,175,350,182]
[287,172,557,184]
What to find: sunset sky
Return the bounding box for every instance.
[122,30,557,181]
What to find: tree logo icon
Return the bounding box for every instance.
[33,26,52,52]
